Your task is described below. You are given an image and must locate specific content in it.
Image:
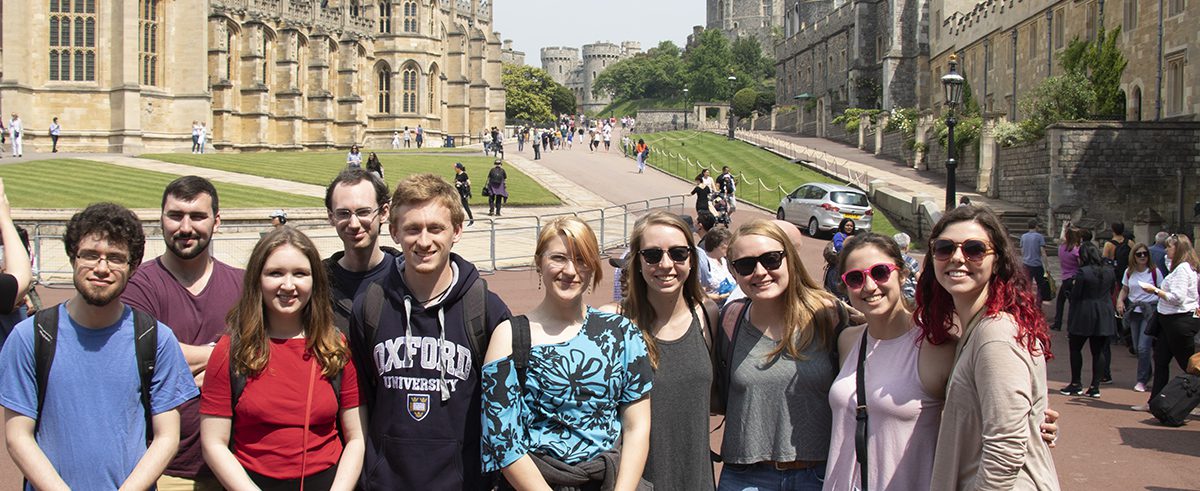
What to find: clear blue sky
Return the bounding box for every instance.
[493,0,705,60]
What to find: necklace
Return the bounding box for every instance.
[416,282,454,305]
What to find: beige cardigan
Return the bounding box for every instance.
[930,313,1060,490]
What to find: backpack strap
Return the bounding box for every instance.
[132,310,158,444]
[463,278,490,370]
[322,255,355,334]
[32,306,60,440]
[510,315,532,390]
[229,335,246,423]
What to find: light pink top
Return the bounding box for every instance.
[824,327,943,491]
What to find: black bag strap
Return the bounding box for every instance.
[32,307,60,440]
[854,328,870,491]
[464,278,490,370]
[510,315,532,390]
[133,310,158,444]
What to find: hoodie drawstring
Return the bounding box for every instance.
[403,295,451,402]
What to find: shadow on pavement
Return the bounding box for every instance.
[1118,426,1200,458]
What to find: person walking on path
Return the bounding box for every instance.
[1137,234,1200,406]
[1150,231,1170,275]
[199,227,365,489]
[403,127,412,148]
[1021,219,1051,302]
[191,121,202,154]
[635,139,649,174]
[365,153,383,181]
[121,176,245,489]
[415,125,424,148]
[1053,225,1082,331]
[49,117,61,153]
[391,131,401,150]
[197,122,208,154]
[453,163,475,226]
[0,202,198,490]
[1060,242,1116,398]
[1116,242,1159,393]
[9,113,23,157]
[485,159,508,217]
[346,145,363,168]
[322,169,399,332]
[717,166,737,215]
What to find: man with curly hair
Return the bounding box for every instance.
[0,203,197,489]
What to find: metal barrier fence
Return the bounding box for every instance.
[28,195,690,284]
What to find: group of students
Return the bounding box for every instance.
[0,155,1080,490]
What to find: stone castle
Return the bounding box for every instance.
[0,0,508,153]
[707,0,787,49]
[540,42,641,114]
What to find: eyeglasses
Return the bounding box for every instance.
[1135,251,1149,258]
[929,239,995,262]
[841,263,901,290]
[543,253,592,272]
[730,250,786,276]
[332,206,383,223]
[76,251,131,269]
[638,246,691,265]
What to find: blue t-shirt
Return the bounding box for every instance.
[480,309,653,471]
[0,304,198,490]
[1020,231,1046,267]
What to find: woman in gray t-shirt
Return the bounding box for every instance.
[715,219,844,490]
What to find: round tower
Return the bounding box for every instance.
[540,47,580,86]
[620,41,642,58]
[581,42,622,111]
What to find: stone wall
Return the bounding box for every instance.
[926,141,979,187]
[776,109,799,132]
[879,130,908,163]
[634,110,691,133]
[995,140,1049,212]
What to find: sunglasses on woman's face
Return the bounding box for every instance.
[730,250,786,276]
[841,263,901,290]
[638,246,691,265]
[1135,251,1149,258]
[929,238,995,262]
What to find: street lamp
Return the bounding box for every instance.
[683,88,690,130]
[941,54,964,210]
[727,75,738,140]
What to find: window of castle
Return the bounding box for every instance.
[261,32,270,85]
[380,1,392,34]
[1028,21,1037,60]
[1166,53,1186,115]
[49,0,97,81]
[403,1,417,33]
[1053,9,1064,49]
[225,26,235,82]
[428,67,438,113]
[1168,0,1184,17]
[139,0,159,86]
[378,66,392,113]
[1085,1,1097,41]
[402,64,418,113]
[1123,0,1137,33]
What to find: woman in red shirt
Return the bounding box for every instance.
[200,227,364,490]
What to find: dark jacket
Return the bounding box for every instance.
[1068,264,1118,337]
[349,253,512,490]
[324,246,401,332]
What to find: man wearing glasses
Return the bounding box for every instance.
[323,168,400,331]
[2,203,197,489]
[122,175,244,491]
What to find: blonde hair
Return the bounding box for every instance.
[620,212,707,369]
[1167,234,1200,274]
[389,173,465,228]
[534,216,603,289]
[728,219,839,360]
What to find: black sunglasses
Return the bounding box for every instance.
[1134,251,1149,258]
[841,263,901,290]
[730,250,786,276]
[930,239,995,262]
[639,246,691,264]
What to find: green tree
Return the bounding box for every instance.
[684,29,735,102]
[732,88,758,119]
[1018,71,1096,139]
[502,64,557,122]
[1061,28,1127,117]
[593,41,686,101]
[550,85,576,116]
[731,37,774,82]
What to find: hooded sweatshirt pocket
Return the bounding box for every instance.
[368,435,465,489]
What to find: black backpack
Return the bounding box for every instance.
[33,306,158,443]
[322,247,402,334]
[1108,238,1132,275]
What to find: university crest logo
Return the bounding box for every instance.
[408,394,431,421]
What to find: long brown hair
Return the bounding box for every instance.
[1126,242,1151,278]
[1167,234,1200,274]
[620,212,707,368]
[227,227,348,378]
[727,219,838,360]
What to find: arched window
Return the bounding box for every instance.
[225,23,236,81]
[402,1,417,33]
[139,0,160,85]
[428,64,439,113]
[379,1,392,33]
[378,66,392,113]
[401,63,418,113]
[261,29,270,85]
[49,0,96,81]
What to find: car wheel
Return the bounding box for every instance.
[776,208,785,220]
[807,218,820,237]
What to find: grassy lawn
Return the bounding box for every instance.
[631,130,901,238]
[140,152,561,207]
[0,159,321,208]
[595,97,687,118]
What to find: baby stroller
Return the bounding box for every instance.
[711,196,731,226]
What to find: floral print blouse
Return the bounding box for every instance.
[481,308,653,472]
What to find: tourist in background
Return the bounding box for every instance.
[9,113,23,157]
[391,131,401,150]
[1140,234,1200,404]
[635,139,649,174]
[481,217,652,489]
[346,145,363,168]
[197,122,208,154]
[453,163,474,226]
[1021,219,1051,302]
[1053,224,1082,331]
[831,218,855,253]
[894,232,921,301]
[1060,241,1115,398]
[49,117,61,153]
[192,121,202,154]
[365,153,383,181]
[1150,231,1170,275]
[200,227,364,489]
[702,225,736,305]
[916,206,1059,490]
[485,159,507,217]
[1116,242,1159,393]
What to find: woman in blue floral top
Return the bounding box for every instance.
[481,216,654,490]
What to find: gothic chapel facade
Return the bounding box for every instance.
[0,0,506,153]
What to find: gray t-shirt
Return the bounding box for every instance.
[1020,231,1045,267]
[720,319,835,464]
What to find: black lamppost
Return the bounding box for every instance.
[683,88,690,130]
[941,54,964,210]
[727,75,738,140]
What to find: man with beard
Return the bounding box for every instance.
[122,176,244,490]
[0,203,197,489]
[349,173,511,490]
[323,168,400,331]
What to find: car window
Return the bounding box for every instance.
[830,191,869,206]
[807,188,827,200]
[790,186,807,199]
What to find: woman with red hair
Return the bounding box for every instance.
[915,206,1060,490]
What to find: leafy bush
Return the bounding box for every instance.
[933,115,983,155]
[732,88,760,119]
[1018,72,1096,139]
[832,108,882,133]
[992,120,1028,147]
[885,107,919,135]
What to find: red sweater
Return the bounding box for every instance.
[201,335,359,479]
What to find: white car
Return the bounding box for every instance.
[777,183,874,237]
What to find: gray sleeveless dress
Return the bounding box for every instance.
[643,312,716,490]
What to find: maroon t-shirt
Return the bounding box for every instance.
[122,257,244,478]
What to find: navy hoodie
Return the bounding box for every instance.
[349,253,511,490]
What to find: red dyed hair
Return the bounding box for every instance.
[913,206,1053,360]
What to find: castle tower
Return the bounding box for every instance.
[621,41,643,57]
[581,42,623,113]
[540,47,580,86]
[706,0,787,49]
